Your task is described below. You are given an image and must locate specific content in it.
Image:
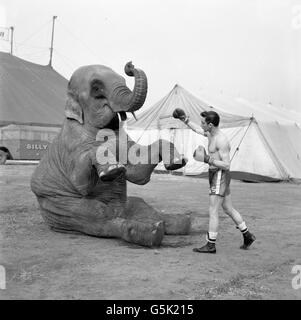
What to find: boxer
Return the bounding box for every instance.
[173,108,256,253]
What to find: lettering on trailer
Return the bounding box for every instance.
[20,140,51,159]
[26,144,48,150]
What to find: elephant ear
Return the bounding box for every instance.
[65,95,83,124]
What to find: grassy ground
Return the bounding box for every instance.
[0,165,301,300]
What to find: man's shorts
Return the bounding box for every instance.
[208,169,231,197]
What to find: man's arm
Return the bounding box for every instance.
[184,119,207,136]
[211,137,230,170]
[173,108,206,136]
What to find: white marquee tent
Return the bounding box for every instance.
[126,85,301,183]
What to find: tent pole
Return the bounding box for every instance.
[48,16,57,67]
[230,116,254,163]
[10,26,14,55]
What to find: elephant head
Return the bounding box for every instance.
[65,61,147,129]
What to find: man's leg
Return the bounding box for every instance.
[222,194,256,249]
[221,194,243,225]
[193,195,223,253]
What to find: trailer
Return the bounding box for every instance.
[0,124,61,164]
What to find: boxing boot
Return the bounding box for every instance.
[193,242,216,254]
[240,231,256,250]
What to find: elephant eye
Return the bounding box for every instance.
[91,84,106,99]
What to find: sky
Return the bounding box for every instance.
[0,0,301,113]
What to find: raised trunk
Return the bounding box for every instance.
[112,62,147,113]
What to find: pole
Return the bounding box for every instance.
[10,26,14,55]
[49,16,57,67]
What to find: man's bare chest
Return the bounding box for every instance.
[208,138,218,154]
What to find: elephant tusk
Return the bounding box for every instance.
[118,112,127,121]
[131,112,138,121]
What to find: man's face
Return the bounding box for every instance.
[201,118,211,132]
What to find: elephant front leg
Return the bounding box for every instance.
[92,141,126,182]
[124,139,187,185]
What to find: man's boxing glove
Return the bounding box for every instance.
[193,146,213,164]
[172,108,189,123]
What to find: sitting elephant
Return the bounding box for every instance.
[31,62,190,247]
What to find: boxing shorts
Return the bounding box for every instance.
[208,168,231,197]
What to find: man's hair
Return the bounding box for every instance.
[200,110,220,127]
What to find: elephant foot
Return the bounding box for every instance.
[99,164,126,181]
[121,219,164,247]
[160,213,191,235]
[164,155,187,171]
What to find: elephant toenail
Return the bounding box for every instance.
[99,171,105,177]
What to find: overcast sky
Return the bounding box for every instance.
[0,0,301,112]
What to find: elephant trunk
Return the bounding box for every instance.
[112,62,148,113]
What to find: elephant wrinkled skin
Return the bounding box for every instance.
[31,62,190,247]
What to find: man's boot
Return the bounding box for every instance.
[240,231,256,249]
[193,242,216,254]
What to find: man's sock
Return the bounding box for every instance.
[237,221,248,234]
[206,231,218,246]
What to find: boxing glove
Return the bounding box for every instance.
[193,146,213,164]
[172,108,188,123]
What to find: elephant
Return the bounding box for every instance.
[30,61,190,247]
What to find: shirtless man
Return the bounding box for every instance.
[173,108,256,253]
